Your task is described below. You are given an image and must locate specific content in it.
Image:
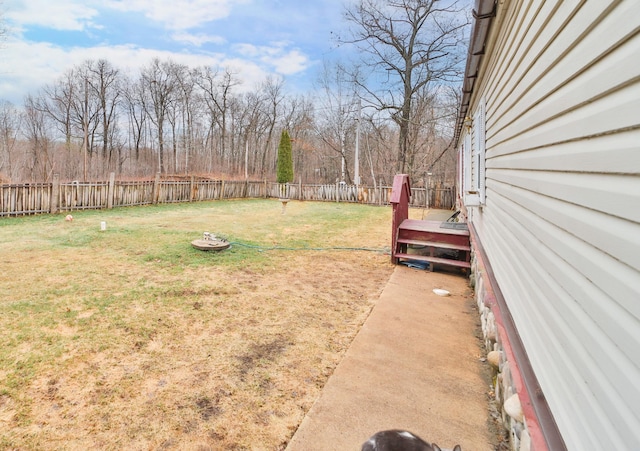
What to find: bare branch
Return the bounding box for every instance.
[339,0,470,176]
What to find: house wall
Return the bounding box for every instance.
[459,0,640,449]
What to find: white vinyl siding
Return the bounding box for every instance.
[468,0,640,449]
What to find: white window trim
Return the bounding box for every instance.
[463,132,472,196]
[464,97,486,208]
[475,97,486,205]
[462,131,479,207]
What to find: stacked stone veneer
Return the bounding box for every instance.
[470,251,533,451]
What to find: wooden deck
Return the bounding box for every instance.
[390,175,470,272]
[393,219,471,272]
[399,219,469,241]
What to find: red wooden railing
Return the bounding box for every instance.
[390,174,411,264]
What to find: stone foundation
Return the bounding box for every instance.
[470,252,532,451]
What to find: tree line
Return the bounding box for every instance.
[0,1,468,187]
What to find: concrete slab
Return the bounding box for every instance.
[286,266,492,451]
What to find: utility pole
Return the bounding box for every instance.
[83,77,88,181]
[244,140,249,180]
[427,172,432,209]
[354,98,361,186]
[340,132,346,183]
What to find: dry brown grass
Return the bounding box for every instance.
[0,199,397,450]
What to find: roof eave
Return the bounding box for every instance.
[453,0,497,147]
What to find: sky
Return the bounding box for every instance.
[0,0,354,105]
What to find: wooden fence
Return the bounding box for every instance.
[0,174,455,217]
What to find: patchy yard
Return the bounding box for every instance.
[0,200,394,450]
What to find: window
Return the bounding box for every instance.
[474,97,487,204]
[463,97,486,208]
[463,132,472,196]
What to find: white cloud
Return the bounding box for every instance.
[270,49,310,75]
[235,42,310,75]
[234,43,260,58]
[0,0,317,104]
[0,38,272,104]
[106,0,249,30]
[218,58,270,89]
[0,40,71,104]
[171,32,226,47]
[5,0,99,31]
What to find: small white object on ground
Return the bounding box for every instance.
[432,288,450,296]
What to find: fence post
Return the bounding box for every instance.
[153,172,161,204]
[336,182,340,203]
[220,180,225,200]
[107,172,116,209]
[190,176,196,202]
[50,174,60,214]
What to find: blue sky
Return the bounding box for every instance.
[0,0,354,104]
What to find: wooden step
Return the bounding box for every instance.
[397,219,470,249]
[399,219,469,236]
[396,238,470,252]
[393,253,471,269]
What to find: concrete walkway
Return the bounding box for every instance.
[286,266,493,451]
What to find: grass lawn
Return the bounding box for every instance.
[0,199,395,450]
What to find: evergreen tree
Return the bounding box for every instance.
[276,130,294,184]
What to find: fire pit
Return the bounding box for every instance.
[191,232,231,251]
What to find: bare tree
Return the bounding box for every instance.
[1,29,466,186]
[412,84,460,181]
[23,95,54,181]
[37,66,100,180]
[0,100,21,181]
[71,67,102,179]
[84,59,121,166]
[314,62,359,183]
[358,112,397,185]
[121,74,148,167]
[40,75,75,157]
[165,64,185,173]
[195,67,240,173]
[238,90,271,178]
[140,58,178,174]
[341,0,468,176]
[258,76,285,178]
[175,67,199,174]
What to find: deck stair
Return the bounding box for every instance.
[390,174,470,272]
[394,219,470,271]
